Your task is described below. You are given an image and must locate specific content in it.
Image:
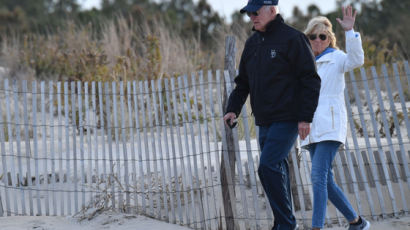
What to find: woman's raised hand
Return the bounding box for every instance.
[336,5,357,31]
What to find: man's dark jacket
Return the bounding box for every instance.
[226,14,321,126]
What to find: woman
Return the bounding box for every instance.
[301,6,370,230]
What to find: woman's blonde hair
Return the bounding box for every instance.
[304,16,338,49]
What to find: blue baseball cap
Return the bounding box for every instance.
[240,0,279,14]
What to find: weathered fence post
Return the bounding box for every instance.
[289,141,304,211]
[0,194,3,216]
[221,35,238,230]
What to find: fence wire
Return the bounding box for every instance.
[0,63,410,230]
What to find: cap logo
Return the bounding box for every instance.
[264,1,273,4]
[271,49,276,59]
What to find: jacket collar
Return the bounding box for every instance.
[252,14,284,33]
[316,51,337,63]
[316,47,336,61]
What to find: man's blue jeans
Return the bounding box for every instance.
[258,122,298,230]
[308,141,358,228]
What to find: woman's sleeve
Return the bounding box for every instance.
[340,30,365,73]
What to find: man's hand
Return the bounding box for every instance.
[223,112,237,128]
[298,121,310,140]
[336,5,357,31]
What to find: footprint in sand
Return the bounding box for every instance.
[30,220,46,230]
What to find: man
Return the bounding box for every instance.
[223,0,321,229]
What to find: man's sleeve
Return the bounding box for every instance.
[289,34,321,122]
[225,50,250,117]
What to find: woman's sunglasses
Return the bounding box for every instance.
[246,11,259,17]
[308,34,327,41]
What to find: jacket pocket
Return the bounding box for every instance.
[311,102,339,138]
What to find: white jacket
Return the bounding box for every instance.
[301,30,364,148]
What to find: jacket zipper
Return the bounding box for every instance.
[331,106,335,129]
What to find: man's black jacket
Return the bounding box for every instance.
[226,14,321,126]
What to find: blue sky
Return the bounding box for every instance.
[81,0,338,21]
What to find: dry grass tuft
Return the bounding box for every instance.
[0,15,250,83]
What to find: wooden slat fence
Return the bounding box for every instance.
[0,61,409,229]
